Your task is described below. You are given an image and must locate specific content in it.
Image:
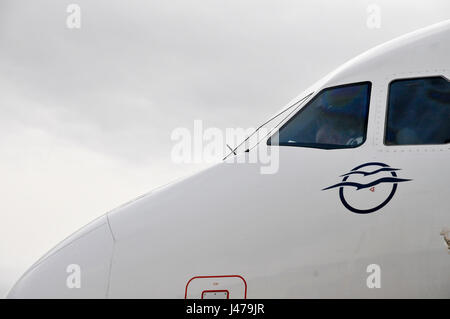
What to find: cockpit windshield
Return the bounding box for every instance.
[267,82,371,149]
[223,92,314,159]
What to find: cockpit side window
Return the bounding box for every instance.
[385,76,450,146]
[267,82,371,149]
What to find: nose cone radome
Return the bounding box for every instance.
[7,215,115,299]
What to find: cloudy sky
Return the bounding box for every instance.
[0,0,449,297]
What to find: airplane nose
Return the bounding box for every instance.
[7,215,115,298]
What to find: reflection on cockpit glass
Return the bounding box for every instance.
[385,76,450,145]
[267,82,371,149]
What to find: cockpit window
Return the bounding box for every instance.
[267,82,371,149]
[385,76,450,145]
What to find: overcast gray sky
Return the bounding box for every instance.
[0,0,449,297]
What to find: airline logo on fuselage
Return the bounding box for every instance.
[323,162,412,214]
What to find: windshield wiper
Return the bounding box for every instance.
[223,92,314,160]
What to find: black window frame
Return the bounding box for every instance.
[384,75,450,146]
[267,81,372,150]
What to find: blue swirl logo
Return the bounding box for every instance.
[323,162,412,214]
